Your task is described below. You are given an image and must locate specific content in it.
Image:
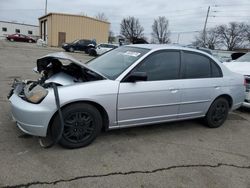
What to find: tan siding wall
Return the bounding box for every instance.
[48,16,52,46]
[47,14,109,47]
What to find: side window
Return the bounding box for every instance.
[28,30,33,35]
[85,40,91,45]
[15,29,20,33]
[211,61,222,77]
[78,40,83,45]
[2,27,7,32]
[134,51,180,81]
[182,52,211,79]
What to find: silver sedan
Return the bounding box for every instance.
[8,44,245,148]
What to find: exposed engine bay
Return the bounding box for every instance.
[8,52,104,104]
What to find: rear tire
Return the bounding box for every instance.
[89,49,97,56]
[51,103,102,149]
[10,38,14,42]
[204,97,229,128]
[85,48,89,54]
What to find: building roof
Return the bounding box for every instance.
[0,20,38,27]
[38,12,110,25]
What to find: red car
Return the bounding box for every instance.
[6,34,36,43]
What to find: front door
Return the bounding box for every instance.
[58,32,66,47]
[117,50,182,127]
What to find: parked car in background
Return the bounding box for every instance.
[62,39,96,53]
[8,45,245,148]
[6,34,36,43]
[212,50,234,62]
[89,43,118,56]
[223,52,250,108]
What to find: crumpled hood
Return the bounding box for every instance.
[36,52,106,79]
[223,61,250,76]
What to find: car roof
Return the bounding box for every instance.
[126,44,214,56]
[127,44,211,54]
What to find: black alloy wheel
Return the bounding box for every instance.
[51,103,102,148]
[204,97,229,128]
[63,111,94,144]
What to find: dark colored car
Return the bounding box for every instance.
[62,39,96,53]
[6,34,36,43]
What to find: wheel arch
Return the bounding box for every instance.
[47,100,110,136]
[212,94,233,109]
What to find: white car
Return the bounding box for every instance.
[224,52,250,108]
[89,43,118,56]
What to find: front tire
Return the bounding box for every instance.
[51,103,102,149]
[69,47,74,52]
[204,97,229,128]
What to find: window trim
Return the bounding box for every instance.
[210,58,223,78]
[180,50,223,79]
[122,49,182,82]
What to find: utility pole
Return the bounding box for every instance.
[45,0,48,15]
[203,6,210,46]
[177,33,180,44]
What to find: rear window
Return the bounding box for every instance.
[182,51,222,79]
[182,52,211,79]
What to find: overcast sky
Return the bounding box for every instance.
[0,0,250,44]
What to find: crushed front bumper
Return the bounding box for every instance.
[8,80,55,137]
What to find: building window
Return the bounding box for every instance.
[28,30,33,35]
[2,27,7,32]
[15,29,20,33]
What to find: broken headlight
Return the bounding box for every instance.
[24,83,48,103]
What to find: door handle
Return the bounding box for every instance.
[213,86,221,89]
[169,88,179,93]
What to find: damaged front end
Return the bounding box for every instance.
[7,79,48,104]
[7,52,105,138]
[8,52,105,104]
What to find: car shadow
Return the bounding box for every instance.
[101,119,204,139]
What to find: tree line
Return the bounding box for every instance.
[193,22,250,50]
[95,13,250,50]
[120,16,171,44]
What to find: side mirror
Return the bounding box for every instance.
[124,72,147,82]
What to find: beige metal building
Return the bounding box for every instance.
[39,13,110,47]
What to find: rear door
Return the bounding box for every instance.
[77,40,86,51]
[178,51,222,119]
[19,35,26,42]
[117,50,182,127]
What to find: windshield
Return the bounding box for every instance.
[87,46,150,79]
[72,40,79,44]
[235,53,250,62]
